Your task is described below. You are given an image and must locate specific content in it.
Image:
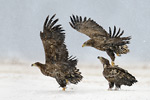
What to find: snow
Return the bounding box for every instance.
[0,64,150,100]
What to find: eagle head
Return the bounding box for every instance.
[82,39,95,47]
[97,56,110,66]
[31,62,43,68]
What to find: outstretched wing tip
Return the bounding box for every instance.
[51,14,56,18]
[108,26,127,38]
[69,15,108,38]
[69,22,74,28]
[46,15,49,18]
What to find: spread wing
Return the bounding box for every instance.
[40,14,68,64]
[69,15,109,38]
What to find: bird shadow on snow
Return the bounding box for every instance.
[33,89,76,95]
[32,86,137,96]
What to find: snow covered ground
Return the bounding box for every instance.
[0,63,150,100]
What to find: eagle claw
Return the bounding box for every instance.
[111,61,115,67]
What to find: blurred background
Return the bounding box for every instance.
[0,0,150,67]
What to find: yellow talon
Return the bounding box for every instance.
[62,87,66,91]
[111,61,115,67]
[66,79,69,84]
[62,80,69,91]
[116,53,121,56]
[82,43,85,47]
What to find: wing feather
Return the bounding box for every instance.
[40,14,68,64]
[115,28,120,37]
[104,67,137,86]
[112,26,116,37]
[109,27,112,37]
[69,15,109,38]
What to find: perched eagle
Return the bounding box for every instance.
[69,15,131,66]
[97,56,137,90]
[31,14,83,91]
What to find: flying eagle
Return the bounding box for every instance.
[69,15,131,66]
[31,14,83,91]
[97,56,137,90]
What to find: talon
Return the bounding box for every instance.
[66,79,69,84]
[62,87,66,91]
[116,53,121,56]
[111,61,115,67]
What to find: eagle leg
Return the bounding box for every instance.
[108,82,114,90]
[66,79,69,84]
[62,79,69,91]
[111,61,115,67]
[106,50,115,66]
[115,84,121,90]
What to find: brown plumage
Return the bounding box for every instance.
[31,14,83,90]
[97,56,137,90]
[69,15,131,66]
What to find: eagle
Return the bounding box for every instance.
[97,56,137,90]
[69,15,131,66]
[31,14,83,91]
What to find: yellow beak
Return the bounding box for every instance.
[97,56,102,60]
[82,44,85,47]
[31,64,35,67]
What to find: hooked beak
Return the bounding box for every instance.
[82,44,85,47]
[97,56,102,60]
[31,64,35,67]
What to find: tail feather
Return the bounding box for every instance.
[65,67,83,84]
[118,72,138,86]
[115,45,130,54]
[66,56,83,84]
